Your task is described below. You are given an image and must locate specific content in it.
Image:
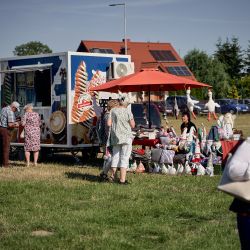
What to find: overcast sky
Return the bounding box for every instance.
[0,0,249,59]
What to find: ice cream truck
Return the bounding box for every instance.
[0,51,134,159]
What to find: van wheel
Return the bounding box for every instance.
[229,109,236,114]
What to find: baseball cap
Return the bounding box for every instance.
[11,101,20,112]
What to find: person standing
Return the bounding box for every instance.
[226,137,250,250]
[180,111,197,134]
[107,99,135,184]
[21,104,41,166]
[99,99,119,181]
[0,101,20,167]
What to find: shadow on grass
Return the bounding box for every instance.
[65,172,100,182]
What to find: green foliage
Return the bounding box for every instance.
[236,75,250,98]
[13,41,52,56]
[184,49,230,99]
[243,40,250,75]
[214,37,244,79]
[227,84,239,99]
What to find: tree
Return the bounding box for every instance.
[243,40,250,75]
[184,49,230,99]
[227,84,239,99]
[214,37,244,79]
[236,76,250,98]
[13,41,52,56]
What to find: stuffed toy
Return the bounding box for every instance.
[205,88,220,121]
[192,138,202,163]
[174,96,180,119]
[196,163,206,176]
[168,164,177,175]
[186,87,199,119]
[205,152,214,176]
[184,161,192,175]
[136,161,145,173]
[176,163,184,175]
[217,113,236,139]
[161,163,169,174]
[178,127,188,150]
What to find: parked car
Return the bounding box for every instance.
[238,98,250,111]
[162,96,208,115]
[215,99,249,114]
[131,103,161,128]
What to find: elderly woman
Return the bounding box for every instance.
[21,104,41,166]
[107,99,135,184]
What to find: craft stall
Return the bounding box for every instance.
[129,109,243,176]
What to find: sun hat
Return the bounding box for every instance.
[49,111,66,134]
[11,101,20,112]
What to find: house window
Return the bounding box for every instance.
[150,50,177,62]
[166,66,192,76]
[89,48,114,54]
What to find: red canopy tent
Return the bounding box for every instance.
[90,68,210,93]
[89,68,211,128]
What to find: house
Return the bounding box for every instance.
[77,39,195,101]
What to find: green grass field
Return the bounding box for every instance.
[1,113,248,249]
[0,164,240,250]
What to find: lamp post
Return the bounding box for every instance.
[109,3,127,55]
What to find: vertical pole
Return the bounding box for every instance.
[148,90,151,128]
[124,4,127,55]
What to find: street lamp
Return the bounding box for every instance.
[109,3,127,55]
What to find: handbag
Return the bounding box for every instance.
[218,139,250,202]
[151,148,175,164]
[151,148,164,163]
[218,181,250,202]
[160,149,175,164]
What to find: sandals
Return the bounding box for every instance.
[118,180,129,185]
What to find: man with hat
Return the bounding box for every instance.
[0,101,20,167]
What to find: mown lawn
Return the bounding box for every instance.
[163,112,250,137]
[0,163,239,250]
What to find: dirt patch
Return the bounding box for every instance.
[31,230,54,236]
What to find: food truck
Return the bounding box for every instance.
[0,51,134,158]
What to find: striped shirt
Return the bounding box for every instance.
[0,106,16,128]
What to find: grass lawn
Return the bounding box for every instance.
[1,113,248,249]
[0,163,239,250]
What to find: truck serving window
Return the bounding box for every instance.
[1,63,52,107]
[15,69,51,107]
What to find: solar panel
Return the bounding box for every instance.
[166,66,192,76]
[150,50,177,62]
[89,48,114,54]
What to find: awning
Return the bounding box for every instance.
[0,63,53,73]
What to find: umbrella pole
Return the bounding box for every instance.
[148,90,151,129]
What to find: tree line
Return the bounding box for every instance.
[184,37,250,99]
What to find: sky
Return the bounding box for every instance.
[0,0,249,59]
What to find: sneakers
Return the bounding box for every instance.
[99,173,109,182]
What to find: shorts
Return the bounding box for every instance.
[111,140,132,169]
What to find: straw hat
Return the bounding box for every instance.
[49,111,66,134]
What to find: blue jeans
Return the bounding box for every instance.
[237,214,250,250]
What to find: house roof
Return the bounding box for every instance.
[77,39,196,80]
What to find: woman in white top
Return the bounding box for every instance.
[107,99,135,184]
